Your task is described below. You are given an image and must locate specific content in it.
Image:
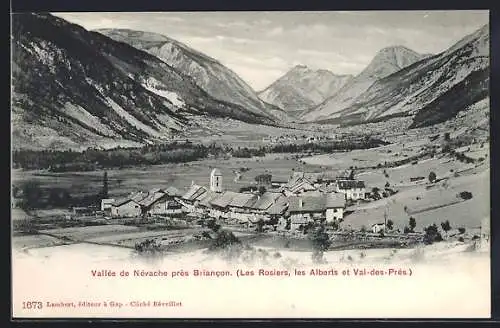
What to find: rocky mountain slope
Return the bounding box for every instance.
[11,13,277,150]
[96,28,287,121]
[315,24,489,128]
[301,46,429,121]
[257,65,352,112]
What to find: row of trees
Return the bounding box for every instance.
[12,144,213,171]
[14,171,109,210]
[13,137,391,171]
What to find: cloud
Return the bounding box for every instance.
[53,11,489,90]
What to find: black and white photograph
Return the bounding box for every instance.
[11,10,491,318]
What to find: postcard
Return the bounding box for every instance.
[11,10,490,318]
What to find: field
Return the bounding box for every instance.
[11,106,491,263]
[12,153,323,201]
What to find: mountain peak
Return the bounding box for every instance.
[292,64,310,71]
[359,45,425,80]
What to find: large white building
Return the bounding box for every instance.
[336,180,366,200]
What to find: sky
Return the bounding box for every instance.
[54,11,489,91]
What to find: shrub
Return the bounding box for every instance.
[206,218,221,232]
[428,171,437,183]
[385,181,390,188]
[209,230,242,251]
[458,237,464,242]
[458,227,466,234]
[458,191,473,200]
[423,224,443,245]
[135,239,162,254]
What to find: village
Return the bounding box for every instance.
[100,167,391,234]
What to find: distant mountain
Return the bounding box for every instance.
[11,13,276,150]
[301,46,428,121]
[314,24,489,128]
[96,28,287,121]
[257,65,352,112]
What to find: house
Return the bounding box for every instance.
[249,191,284,214]
[289,171,338,188]
[101,198,115,213]
[287,196,326,227]
[290,216,310,231]
[285,192,346,231]
[196,190,220,216]
[180,184,208,212]
[325,193,346,222]
[371,223,386,233]
[336,180,366,200]
[226,193,261,222]
[111,196,144,218]
[139,189,183,217]
[209,191,240,219]
[282,177,317,195]
[266,197,289,230]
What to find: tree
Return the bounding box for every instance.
[386,219,394,231]
[441,220,452,235]
[385,181,390,188]
[428,171,437,183]
[102,171,109,199]
[444,132,450,141]
[20,180,43,210]
[310,223,332,263]
[459,191,473,200]
[424,224,443,245]
[409,217,416,232]
[458,227,466,234]
[256,219,265,233]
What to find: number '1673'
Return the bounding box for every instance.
[22,301,42,309]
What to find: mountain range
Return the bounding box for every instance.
[11,13,282,150]
[299,46,429,121]
[10,13,490,150]
[300,25,489,126]
[258,65,352,112]
[95,28,289,122]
